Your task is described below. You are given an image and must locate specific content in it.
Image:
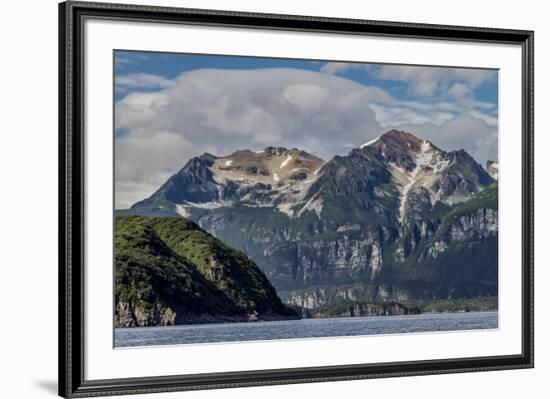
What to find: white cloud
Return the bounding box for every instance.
[370,104,455,127]
[320,62,368,75]
[322,62,497,100]
[282,83,329,108]
[115,132,194,208]
[116,68,383,157]
[115,73,176,94]
[468,110,498,127]
[369,64,497,98]
[115,67,497,208]
[448,82,473,99]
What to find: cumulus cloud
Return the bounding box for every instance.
[321,62,497,100]
[370,104,456,127]
[448,82,473,99]
[115,67,497,208]
[116,68,383,156]
[320,62,368,75]
[115,132,195,208]
[369,64,497,98]
[468,110,498,127]
[115,73,176,94]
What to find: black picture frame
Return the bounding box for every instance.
[59,1,534,397]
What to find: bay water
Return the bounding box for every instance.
[115,311,498,347]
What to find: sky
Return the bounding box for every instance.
[114,50,498,209]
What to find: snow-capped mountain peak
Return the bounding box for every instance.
[353,130,492,224]
[150,147,326,218]
[130,130,492,225]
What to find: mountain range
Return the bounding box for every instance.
[118,130,498,312]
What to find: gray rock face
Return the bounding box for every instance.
[427,240,448,259]
[423,208,498,262]
[281,284,423,310]
[312,302,418,318]
[115,301,176,328]
[448,208,498,241]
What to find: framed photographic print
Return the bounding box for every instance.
[59,1,534,397]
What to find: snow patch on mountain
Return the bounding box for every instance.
[277,202,296,217]
[175,204,191,218]
[487,160,499,180]
[389,138,481,221]
[369,243,382,280]
[397,141,435,223]
[441,192,473,206]
[280,155,292,169]
[180,200,232,211]
[360,136,380,148]
[298,194,323,217]
[398,179,416,224]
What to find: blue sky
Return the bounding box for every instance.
[114,50,498,208]
[115,50,498,104]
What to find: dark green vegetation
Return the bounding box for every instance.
[307,301,420,318]
[302,297,497,318]
[402,297,498,314]
[115,216,298,327]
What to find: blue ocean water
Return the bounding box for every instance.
[115,311,498,348]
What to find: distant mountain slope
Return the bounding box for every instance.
[120,130,497,300]
[413,181,498,285]
[281,184,497,309]
[115,216,298,327]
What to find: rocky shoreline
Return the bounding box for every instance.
[116,296,498,328]
[115,301,300,328]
